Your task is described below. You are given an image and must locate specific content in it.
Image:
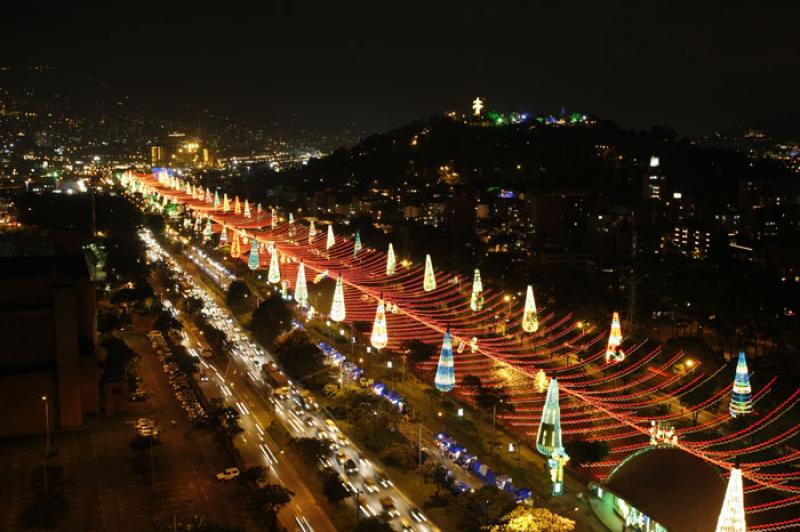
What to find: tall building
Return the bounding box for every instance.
[0,250,99,436]
[151,145,165,167]
[643,155,666,201]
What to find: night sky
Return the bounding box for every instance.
[3,1,799,135]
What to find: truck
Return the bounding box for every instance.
[261,363,290,393]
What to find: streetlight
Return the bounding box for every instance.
[42,396,50,456]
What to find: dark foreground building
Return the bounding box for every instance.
[0,252,99,436]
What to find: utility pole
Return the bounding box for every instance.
[626,229,639,335]
[42,396,49,495]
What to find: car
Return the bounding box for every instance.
[135,418,155,429]
[376,473,393,488]
[398,518,415,532]
[343,459,358,475]
[325,419,338,431]
[409,508,427,523]
[130,391,147,402]
[363,477,379,493]
[303,416,315,428]
[379,496,400,518]
[335,451,348,465]
[216,467,240,481]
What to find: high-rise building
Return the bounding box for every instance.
[643,155,666,201]
[151,145,165,167]
[0,249,99,436]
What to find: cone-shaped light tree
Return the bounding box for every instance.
[271,208,277,229]
[230,232,241,258]
[729,352,753,418]
[522,285,539,333]
[330,275,346,322]
[434,327,455,393]
[247,238,260,270]
[268,248,281,284]
[353,231,362,257]
[536,378,569,496]
[288,212,294,224]
[295,262,308,308]
[203,217,214,239]
[715,467,746,532]
[386,243,396,276]
[370,296,388,350]
[219,224,228,245]
[423,254,437,292]
[470,269,484,312]
[326,224,335,250]
[308,220,317,244]
[234,196,241,215]
[605,311,624,363]
[214,190,221,209]
[223,193,230,213]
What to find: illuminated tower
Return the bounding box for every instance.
[326,225,335,250]
[309,220,317,244]
[536,378,569,496]
[247,238,260,270]
[219,224,228,245]
[470,269,484,312]
[715,467,746,532]
[295,261,308,308]
[434,327,455,393]
[386,243,396,276]
[268,248,281,284]
[353,231,362,257]
[370,296,388,350]
[522,285,539,333]
[423,254,436,292]
[605,311,624,363]
[244,199,251,218]
[330,275,346,322]
[729,352,753,418]
[230,232,241,258]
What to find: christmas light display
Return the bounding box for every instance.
[423,254,437,292]
[271,208,277,229]
[289,212,294,224]
[330,275,346,322]
[203,217,213,239]
[268,247,281,284]
[223,193,230,213]
[729,351,753,418]
[522,285,539,333]
[715,467,746,532]
[470,268,484,311]
[234,196,241,215]
[534,369,548,393]
[386,243,396,276]
[370,296,388,350]
[605,311,625,363]
[326,224,335,250]
[247,238,260,270]
[124,171,800,528]
[434,327,455,393]
[536,378,569,496]
[309,220,317,244]
[353,231,362,257]
[219,224,228,245]
[295,261,308,308]
[230,231,241,258]
[244,199,251,218]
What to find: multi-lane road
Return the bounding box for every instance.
[141,229,436,532]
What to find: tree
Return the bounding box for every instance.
[239,465,266,488]
[321,470,349,504]
[401,339,436,364]
[225,280,253,312]
[563,439,610,465]
[249,484,293,530]
[292,437,330,465]
[355,515,394,532]
[420,463,452,497]
[487,505,576,531]
[380,442,417,470]
[272,329,326,381]
[101,336,137,379]
[475,386,514,422]
[451,485,516,532]
[250,295,293,349]
[462,374,482,391]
